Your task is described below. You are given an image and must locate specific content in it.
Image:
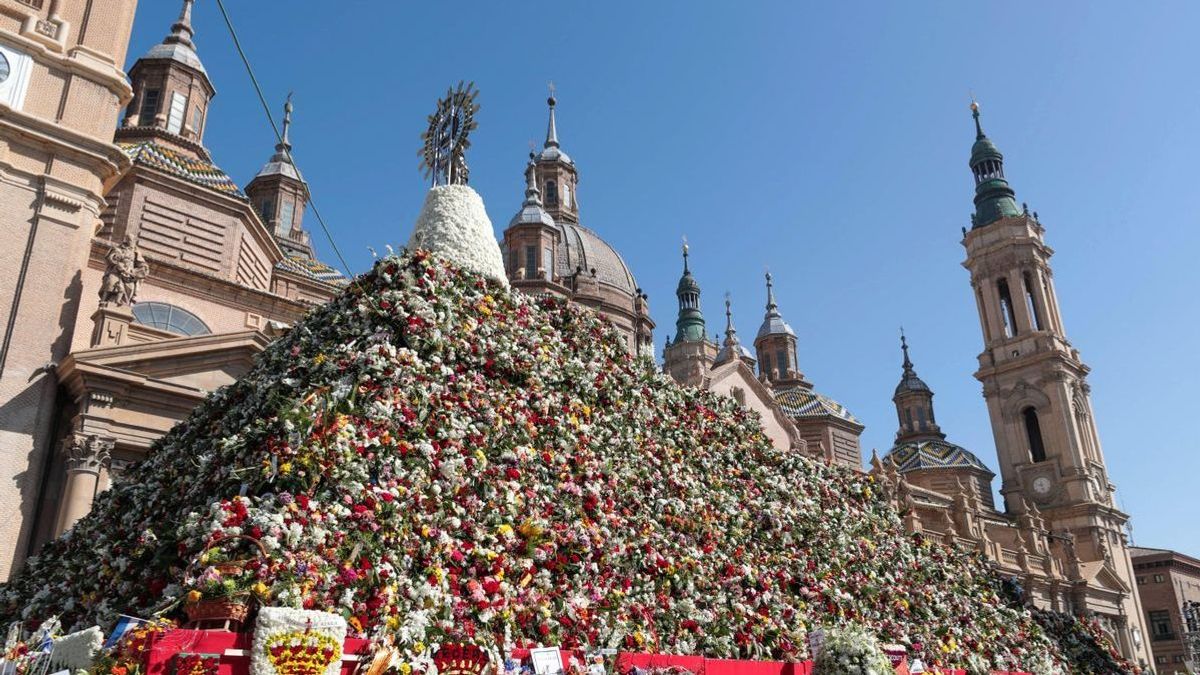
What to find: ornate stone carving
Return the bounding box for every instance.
[61,434,114,474]
[34,19,58,38]
[98,237,150,307]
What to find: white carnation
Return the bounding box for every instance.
[408,185,508,287]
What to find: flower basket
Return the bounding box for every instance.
[202,534,268,575]
[184,597,251,629]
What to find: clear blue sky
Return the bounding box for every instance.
[128,2,1200,556]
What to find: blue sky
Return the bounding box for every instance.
[129,2,1200,555]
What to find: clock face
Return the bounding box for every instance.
[0,53,10,85]
[1032,476,1052,495]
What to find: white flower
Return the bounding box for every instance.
[407,185,507,287]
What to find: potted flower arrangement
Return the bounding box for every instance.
[182,535,267,629]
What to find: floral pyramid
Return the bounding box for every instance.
[0,250,1122,672]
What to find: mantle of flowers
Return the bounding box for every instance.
[0,251,1133,673]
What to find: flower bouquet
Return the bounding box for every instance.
[812,625,894,675]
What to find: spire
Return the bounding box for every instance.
[892,330,942,442]
[901,328,914,373]
[756,272,794,340]
[971,98,984,139]
[281,92,294,149]
[136,0,208,80]
[967,99,1021,228]
[164,0,196,49]
[714,294,756,367]
[508,151,554,228]
[724,295,734,339]
[765,272,778,312]
[673,241,706,343]
[545,82,559,149]
[253,94,303,182]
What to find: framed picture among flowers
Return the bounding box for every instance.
[529,648,563,675]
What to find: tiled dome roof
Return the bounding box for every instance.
[554,222,638,295]
[773,386,859,424]
[119,141,243,198]
[276,253,348,287]
[885,439,993,474]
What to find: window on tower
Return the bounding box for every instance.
[191,105,205,137]
[1023,271,1044,330]
[542,247,553,280]
[1023,406,1047,463]
[524,245,538,279]
[997,278,1018,338]
[139,89,161,125]
[544,181,558,205]
[167,92,188,135]
[917,407,927,431]
[279,200,295,236]
[775,349,788,376]
[562,183,571,209]
[259,199,275,222]
[761,353,771,379]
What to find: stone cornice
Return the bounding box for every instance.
[0,107,131,183]
[89,239,312,322]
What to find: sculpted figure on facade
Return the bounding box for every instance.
[99,237,150,307]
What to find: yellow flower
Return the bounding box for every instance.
[186,590,202,603]
[413,642,425,654]
[279,462,293,474]
[313,353,327,365]
[496,524,513,537]
[252,582,269,597]
[399,665,412,675]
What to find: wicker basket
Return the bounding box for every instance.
[184,597,250,626]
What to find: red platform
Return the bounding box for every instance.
[141,629,1025,675]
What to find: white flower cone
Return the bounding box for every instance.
[408,184,508,287]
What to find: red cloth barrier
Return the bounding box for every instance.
[141,630,1020,675]
[144,630,372,675]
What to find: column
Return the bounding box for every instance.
[53,433,114,535]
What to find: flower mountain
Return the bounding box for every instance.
[0,251,1125,672]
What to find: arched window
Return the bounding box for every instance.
[544,181,558,205]
[1023,271,1044,331]
[1023,406,1047,463]
[997,278,1018,338]
[132,302,211,336]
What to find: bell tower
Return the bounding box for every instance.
[246,95,314,259]
[663,244,717,387]
[961,102,1151,665]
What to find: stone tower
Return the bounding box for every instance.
[245,95,315,259]
[754,273,809,389]
[961,102,1151,663]
[0,0,138,576]
[893,332,942,443]
[662,244,716,386]
[501,93,654,355]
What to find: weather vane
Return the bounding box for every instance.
[419,81,480,186]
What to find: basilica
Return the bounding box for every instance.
[0,0,1155,667]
